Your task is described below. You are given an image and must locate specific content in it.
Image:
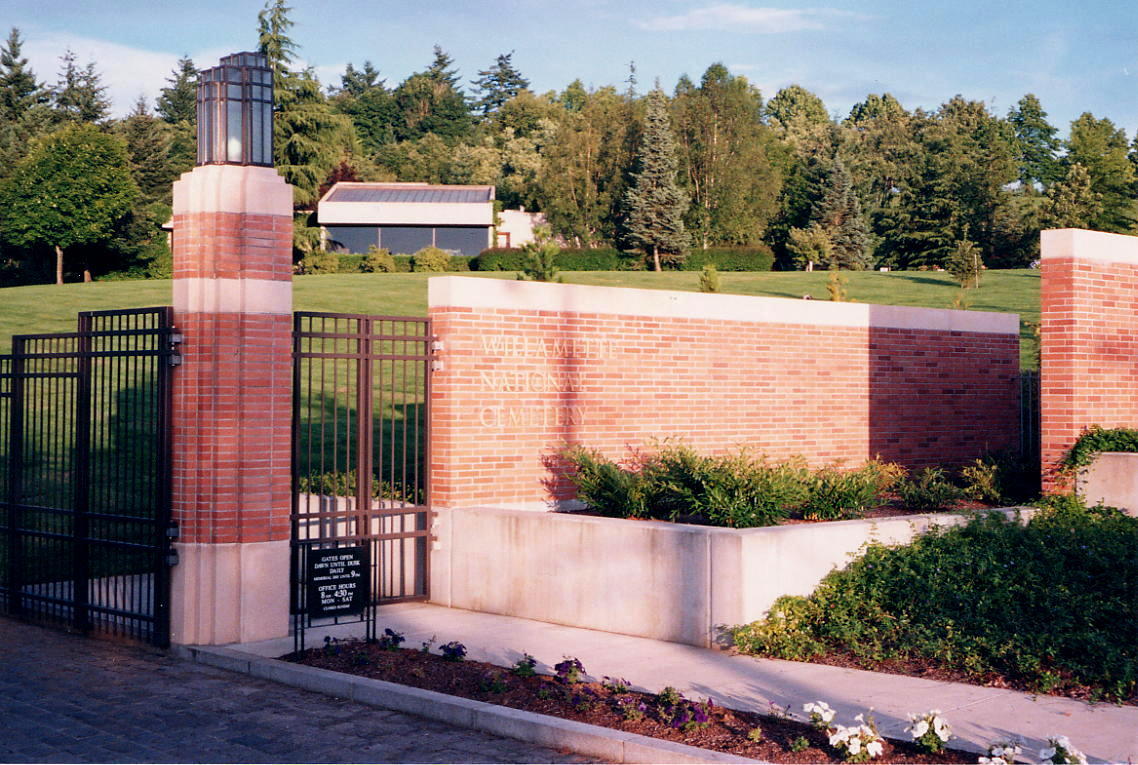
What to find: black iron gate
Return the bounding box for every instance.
[291,312,433,650]
[0,307,178,646]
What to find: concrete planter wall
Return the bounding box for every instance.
[430,506,1033,648]
[1077,452,1138,516]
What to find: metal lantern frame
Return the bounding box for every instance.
[196,51,273,167]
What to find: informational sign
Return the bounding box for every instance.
[306,546,369,619]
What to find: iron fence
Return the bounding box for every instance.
[291,312,433,651]
[0,307,177,646]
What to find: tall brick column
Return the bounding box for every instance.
[1040,228,1138,491]
[169,164,294,644]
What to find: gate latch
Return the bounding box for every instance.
[431,336,444,372]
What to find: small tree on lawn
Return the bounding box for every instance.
[945,237,983,289]
[516,225,561,282]
[0,122,138,284]
[621,88,689,271]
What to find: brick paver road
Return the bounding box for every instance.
[0,618,596,764]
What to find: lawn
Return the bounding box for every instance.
[0,269,1041,368]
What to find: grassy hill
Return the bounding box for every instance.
[0,269,1041,368]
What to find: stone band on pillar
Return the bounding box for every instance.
[169,163,294,645]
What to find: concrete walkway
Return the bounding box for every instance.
[237,602,1138,764]
[0,617,594,764]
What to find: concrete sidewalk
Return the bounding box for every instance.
[235,602,1138,764]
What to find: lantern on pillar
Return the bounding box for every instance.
[196,51,274,167]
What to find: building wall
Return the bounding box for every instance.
[428,277,1021,510]
[1041,229,1138,490]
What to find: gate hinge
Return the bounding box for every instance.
[166,525,180,541]
[430,336,444,372]
[166,549,180,567]
[168,332,184,367]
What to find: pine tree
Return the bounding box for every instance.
[53,50,110,123]
[1065,112,1136,232]
[1041,163,1102,229]
[115,97,174,205]
[812,159,871,269]
[945,237,983,288]
[0,28,44,123]
[392,47,473,141]
[338,61,384,97]
[257,0,298,92]
[1008,94,1060,188]
[472,51,529,116]
[621,89,689,271]
[156,56,197,124]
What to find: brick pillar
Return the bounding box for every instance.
[169,164,294,645]
[1040,228,1138,492]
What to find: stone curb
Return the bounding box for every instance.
[174,644,762,764]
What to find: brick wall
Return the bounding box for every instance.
[428,278,1020,509]
[1041,229,1138,490]
[170,165,294,544]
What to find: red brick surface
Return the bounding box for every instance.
[172,212,293,281]
[171,311,293,543]
[429,306,1020,509]
[1041,256,1138,490]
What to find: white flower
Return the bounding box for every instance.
[909,719,929,738]
[804,700,836,725]
[980,740,1023,765]
[1040,746,1058,762]
[866,740,884,758]
[1039,736,1088,765]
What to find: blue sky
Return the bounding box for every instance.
[3,0,1137,137]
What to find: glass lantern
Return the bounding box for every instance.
[196,52,273,167]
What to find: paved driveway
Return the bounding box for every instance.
[0,618,595,764]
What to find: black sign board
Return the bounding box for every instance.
[306,546,369,619]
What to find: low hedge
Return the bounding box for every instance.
[680,246,775,272]
[326,253,472,273]
[473,247,630,272]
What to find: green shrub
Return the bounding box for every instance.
[733,500,1138,700]
[799,461,902,521]
[516,228,561,282]
[474,247,526,271]
[360,246,397,273]
[411,246,452,272]
[896,467,962,511]
[557,248,622,270]
[698,264,720,293]
[337,254,364,272]
[680,246,775,272]
[392,254,414,272]
[1061,425,1138,473]
[296,251,340,274]
[559,446,649,518]
[961,458,1001,503]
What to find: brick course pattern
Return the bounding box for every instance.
[170,167,294,545]
[1040,230,1138,490]
[429,281,1020,509]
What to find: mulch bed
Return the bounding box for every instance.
[288,638,978,764]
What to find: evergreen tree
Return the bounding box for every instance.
[1008,93,1060,188]
[472,51,529,116]
[786,224,833,270]
[945,237,983,288]
[392,47,473,141]
[274,69,355,206]
[0,123,138,283]
[620,89,688,271]
[115,97,174,205]
[0,28,44,123]
[53,50,110,123]
[811,158,871,269]
[156,56,198,124]
[333,61,398,155]
[1040,163,1102,229]
[1065,112,1136,232]
[257,0,298,92]
[339,61,384,97]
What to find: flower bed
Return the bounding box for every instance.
[289,635,979,764]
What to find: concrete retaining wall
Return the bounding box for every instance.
[1077,452,1138,516]
[430,506,1033,647]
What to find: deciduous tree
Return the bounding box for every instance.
[0,123,138,283]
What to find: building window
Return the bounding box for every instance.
[435,227,489,256]
[325,226,379,254]
[379,227,434,256]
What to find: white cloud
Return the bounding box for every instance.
[21,33,253,118]
[637,4,856,33]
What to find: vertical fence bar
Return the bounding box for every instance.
[72,313,93,634]
[5,337,26,616]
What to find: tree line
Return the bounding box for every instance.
[2,0,1136,284]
